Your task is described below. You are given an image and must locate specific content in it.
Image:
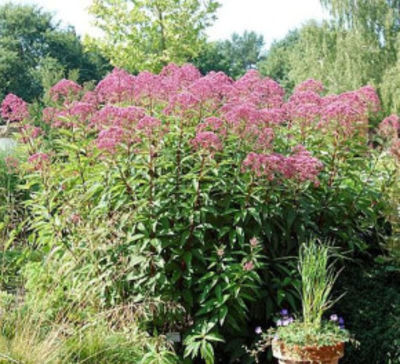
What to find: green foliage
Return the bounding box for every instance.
[299,239,340,329]
[0,304,178,364]
[87,0,220,73]
[0,3,110,103]
[321,0,400,44]
[270,320,350,348]
[287,21,387,95]
[64,324,178,364]
[194,31,265,78]
[0,150,27,247]
[258,30,299,91]
[184,322,224,364]
[334,263,400,364]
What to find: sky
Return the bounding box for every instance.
[5,0,327,47]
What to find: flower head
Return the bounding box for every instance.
[50,79,82,103]
[294,79,324,94]
[96,126,124,153]
[379,115,400,139]
[280,309,289,317]
[4,156,19,172]
[1,94,29,122]
[95,68,135,103]
[191,131,222,154]
[28,153,50,170]
[243,261,255,271]
[136,116,163,138]
[330,314,338,322]
[250,237,259,248]
[216,247,225,257]
[282,317,294,326]
[390,138,400,161]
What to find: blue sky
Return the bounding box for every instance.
[4,0,327,47]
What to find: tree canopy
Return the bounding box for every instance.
[193,31,265,78]
[258,30,299,91]
[0,3,110,102]
[258,0,400,114]
[87,0,220,73]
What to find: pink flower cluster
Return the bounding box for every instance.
[285,91,322,128]
[243,261,255,271]
[1,94,29,122]
[294,79,324,94]
[197,117,227,136]
[319,100,363,137]
[91,105,145,130]
[379,115,400,139]
[95,112,166,153]
[28,152,50,170]
[160,63,201,95]
[379,114,400,161]
[50,79,82,103]
[95,63,202,106]
[20,124,42,144]
[285,85,381,138]
[96,68,135,104]
[390,138,400,161]
[4,156,19,172]
[228,70,284,108]
[3,63,385,178]
[136,116,164,138]
[242,145,323,185]
[96,127,124,153]
[191,131,222,153]
[40,65,380,155]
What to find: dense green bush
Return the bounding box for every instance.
[334,262,400,364]
[2,64,398,362]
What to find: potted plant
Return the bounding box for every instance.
[250,239,353,363]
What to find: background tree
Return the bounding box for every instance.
[287,21,385,93]
[258,30,299,91]
[0,3,110,103]
[193,31,265,78]
[259,0,400,113]
[87,0,220,73]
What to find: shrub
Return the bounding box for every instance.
[334,262,400,364]
[3,65,397,362]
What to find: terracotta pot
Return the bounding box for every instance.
[272,339,344,364]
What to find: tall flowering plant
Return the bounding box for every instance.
[3,64,394,363]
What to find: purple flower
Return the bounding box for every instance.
[338,317,345,329]
[277,317,294,327]
[282,317,294,326]
[330,314,338,322]
[280,309,289,317]
[255,326,262,335]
